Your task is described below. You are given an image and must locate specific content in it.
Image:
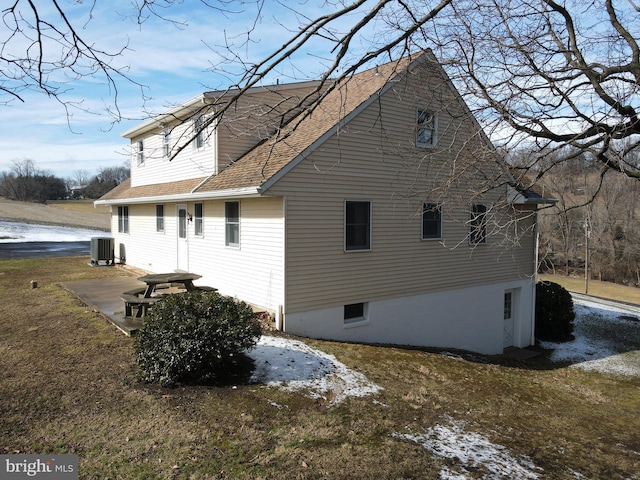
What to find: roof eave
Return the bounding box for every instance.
[122,80,325,139]
[94,186,262,206]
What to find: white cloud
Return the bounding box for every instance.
[0,0,370,178]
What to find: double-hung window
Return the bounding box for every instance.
[118,206,129,234]
[416,108,437,148]
[194,116,204,149]
[162,128,170,158]
[422,203,442,240]
[156,204,164,232]
[194,202,204,236]
[470,204,487,245]
[345,201,371,251]
[225,201,240,247]
[136,140,144,165]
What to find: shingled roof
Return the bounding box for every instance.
[195,54,416,194]
[97,53,422,204]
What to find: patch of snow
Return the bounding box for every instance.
[394,419,541,479]
[247,335,382,405]
[540,299,640,377]
[0,220,105,243]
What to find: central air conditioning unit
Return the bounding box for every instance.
[90,237,114,266]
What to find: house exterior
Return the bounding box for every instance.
[96,50,552,355]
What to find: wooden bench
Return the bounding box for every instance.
[195,286,218,292]
[121,289,163,318]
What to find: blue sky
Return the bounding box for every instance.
[0,1,365,179]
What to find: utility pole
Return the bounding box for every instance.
[585,220,590,295]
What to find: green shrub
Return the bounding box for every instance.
[134,290,262,387]
[535,281,575,342]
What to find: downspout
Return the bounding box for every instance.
[276,195,286,331]
[531,208,539,346]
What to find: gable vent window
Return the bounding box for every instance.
[416,108,438,148]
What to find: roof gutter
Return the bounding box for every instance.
[94,186,262,206]
[506,185,558,205]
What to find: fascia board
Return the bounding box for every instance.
[94,187,262,206]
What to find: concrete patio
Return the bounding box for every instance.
[62,276,148,335]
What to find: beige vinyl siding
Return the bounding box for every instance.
[278,179,535,313]
[183,196,285,313]
[268,61,537,314]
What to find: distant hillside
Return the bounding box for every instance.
[0,198,110,230]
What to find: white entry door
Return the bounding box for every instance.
[503,289,515,349]
[176,204,189,272]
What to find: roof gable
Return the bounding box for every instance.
[194,53,423,193]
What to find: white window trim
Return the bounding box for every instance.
[194,202,204,237]
[416,108,438,148]
[118,205,129,234]
[156,204,165,233]
[136,140,144,166]
[194,116,204,150]
[344,302,370,328]
[225,200,240,248]
[162,128,171,159]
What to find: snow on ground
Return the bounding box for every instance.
[244,298,639,479]
[0,220,105,242]
[540,297,640,377]
[394,418,542,479]
[247,335,382,405]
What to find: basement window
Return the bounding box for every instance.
[344,302,369,327]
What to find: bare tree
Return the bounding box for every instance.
[3,1,639,189]
[71,169,90,187]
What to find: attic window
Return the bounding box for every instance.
[136,140,144,165]
[416,108,437,148]
[162,128,170,158]
[194,116,204,149]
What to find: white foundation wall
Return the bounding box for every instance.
[283,278,535,355]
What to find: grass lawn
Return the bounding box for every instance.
[1,257,639,479]
[539,273,640,305]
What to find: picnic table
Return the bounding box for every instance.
[121,272,216,319]
[137,272,203,298]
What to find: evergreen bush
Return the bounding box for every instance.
[535,281,575,342]
[134,290,262,387]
